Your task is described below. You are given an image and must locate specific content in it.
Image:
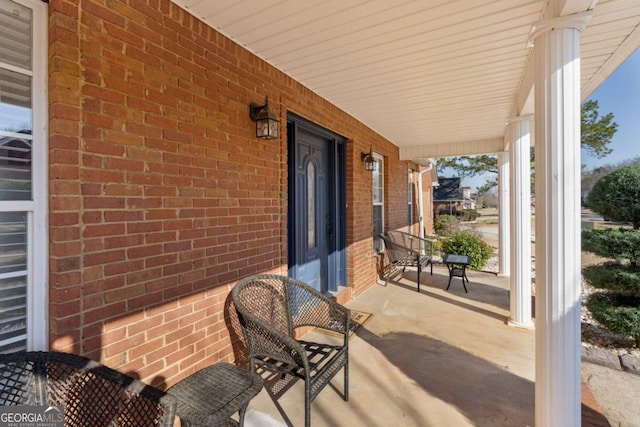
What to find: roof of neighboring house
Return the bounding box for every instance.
[433,177,462,202]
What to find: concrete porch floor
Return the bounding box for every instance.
[241,266,609,427]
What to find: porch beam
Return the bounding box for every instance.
[398,137,505,161]
[532,11,591,427]
[512,1,598,117]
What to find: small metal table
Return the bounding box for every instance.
[168,362,263,427]
[444,254,471,293]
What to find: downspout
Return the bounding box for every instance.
[417,159,436,240]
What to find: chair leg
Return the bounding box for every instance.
[462,270,469,293]
[417,264,421,292]
[344,358,349,401]
[238,403,249,427]
[305,381,311,427]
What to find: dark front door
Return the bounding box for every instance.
[288,115,346,293]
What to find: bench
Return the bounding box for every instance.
[379,230,435,292]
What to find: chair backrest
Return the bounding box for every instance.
[0,351,176,427]
[233,275,292,337]
[379,232,411,264]
[232,275,305,367]
[384,230,432,254]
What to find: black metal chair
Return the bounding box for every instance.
[0,351,176,427]
[231,274,350,427]
[379,230,435,292]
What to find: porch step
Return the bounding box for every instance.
[329,285,352,306]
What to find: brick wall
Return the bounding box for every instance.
[48,0,417,386]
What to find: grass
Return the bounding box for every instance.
[478,218,498,225]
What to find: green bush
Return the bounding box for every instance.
[582,263,640,296]
[443,209,478,221]
[431,238,443,256]
[587,165,640,229]
[434,215,460,237]
[587,293,640,347]
[582,229,640,264]
[582,222,640,347]
[461,209,479,222]
[441,231,493,270]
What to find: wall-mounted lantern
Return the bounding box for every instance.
[361,151,375,171]
[249,96,279,140]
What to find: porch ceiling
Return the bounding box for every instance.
[172,0,640,159]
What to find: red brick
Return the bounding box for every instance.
[46,0,412,387]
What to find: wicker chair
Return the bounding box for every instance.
[231,274,350,427]
[379,230,435,292]
[0,351,176,427]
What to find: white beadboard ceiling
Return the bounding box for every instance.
[171,0,640,158]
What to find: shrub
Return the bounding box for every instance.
[587,165,640,229]
[441,231,493,270]
[582,226,640,348]
[430,238,443,256]
[587,293,640,347]
[461,209,479,222]
[434,215,460,237]
[582,263,640,296]
[582,229,640,265]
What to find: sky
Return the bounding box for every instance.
[581,48,640,170]
[455,48,640,192]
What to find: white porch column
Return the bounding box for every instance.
[509,117,533,328]
[531,11,591,427]
[498,152,510,277]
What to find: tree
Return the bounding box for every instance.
[581,100,617,159]
[587,165,640,229]
[438,101,617,190]
[437,155,498,178]
[581,157,640,203]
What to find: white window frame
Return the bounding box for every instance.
[0,0,48,350]
[408,168,413,233]
[372,153,384,252]
[31,0,48,351]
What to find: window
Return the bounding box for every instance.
[372,153,384,252]
[408,168,413,233]
[307,161,316,249]
[0,0,47,352]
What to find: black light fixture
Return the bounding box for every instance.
[361,151,375,171]
[249,96,279,140]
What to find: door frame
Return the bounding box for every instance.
[287,113,346,293]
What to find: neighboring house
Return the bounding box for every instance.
[433,177,476,215]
